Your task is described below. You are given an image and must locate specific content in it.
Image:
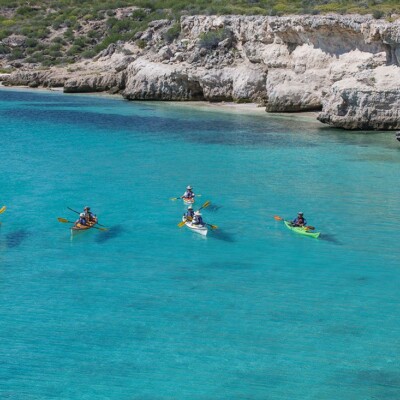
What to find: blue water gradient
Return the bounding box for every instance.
[0,88,399,399]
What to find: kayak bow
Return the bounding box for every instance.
[183,197,195,205]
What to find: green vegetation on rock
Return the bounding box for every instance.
[0,0,399,66]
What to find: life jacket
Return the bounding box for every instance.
[85,211,95,221]
[193,215,204,225]
[79,217,87,225]
[183,190,194,198]
[293,216,306,226]
[185,209,195,218]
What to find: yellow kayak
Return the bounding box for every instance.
[71,219,97,236]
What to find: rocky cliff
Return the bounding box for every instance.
[2,14,400,130]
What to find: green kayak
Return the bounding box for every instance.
[284,220,320,239]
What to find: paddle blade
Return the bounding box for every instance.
[274,215,283,221]
[209,224,218,230]
[177,220,186,228]
[305,226,315,231]
[200,200,210,210]
[0,205,6,214]
[97,227,108,231]
[57,217,69,223]
[170,197,179,201]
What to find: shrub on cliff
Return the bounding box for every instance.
[0,44,10,55]
[372,10,384,19]
[136,39,147,49]
[163,22,181,44]
[199,28,231,50]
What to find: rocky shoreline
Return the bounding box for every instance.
[2,14,400,130]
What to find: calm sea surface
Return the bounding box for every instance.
[0,88,399,399]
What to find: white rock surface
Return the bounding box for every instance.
[3,14,400,129]
[318,66,400,130]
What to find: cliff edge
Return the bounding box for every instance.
[3,14,400,130]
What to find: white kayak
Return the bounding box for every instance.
[182,217,208,236]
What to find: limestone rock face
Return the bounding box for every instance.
[123,60,203,100]
[1,69,68,87]
[318,66,400,130]
[64,72,125,93]
[3,14,400,129]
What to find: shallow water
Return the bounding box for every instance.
[0,88,399,399]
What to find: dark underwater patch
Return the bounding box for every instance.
[356,370,400,388]
[2,107,319,148]
[5,229,30,248]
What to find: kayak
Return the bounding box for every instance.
[183,197,195,205]
[284,220,320,239]
[182,217,208,236]
[70,220,97,237]
[396,132,400,142]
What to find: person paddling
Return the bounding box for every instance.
[184,205,195,219]
[181,185,195,200]
[83,206,97,223]
[75,213,87,227]
[291,212,307,227]
[192,211,205,226]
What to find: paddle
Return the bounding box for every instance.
[178,201,211,227]
[198,200,210,211]
[273,215,315,230]
[0,205,6,214]
[57,217,108,231]
[206,223,218,230]
[170,194,201,201]
[67,207,107,227]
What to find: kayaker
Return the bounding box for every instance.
[75,213,87,227]
[181,185,195,200]
[292,212,307,227]
[83,206,96,222]
[184,205,195,219]
[192,211,204,226]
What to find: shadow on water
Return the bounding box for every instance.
[5,229,30,248]
[320,233,343,245]
[209,229,235,242]
[207,204,222,212]
[95,225,125,243]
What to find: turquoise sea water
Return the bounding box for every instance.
[0,87,399,399]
